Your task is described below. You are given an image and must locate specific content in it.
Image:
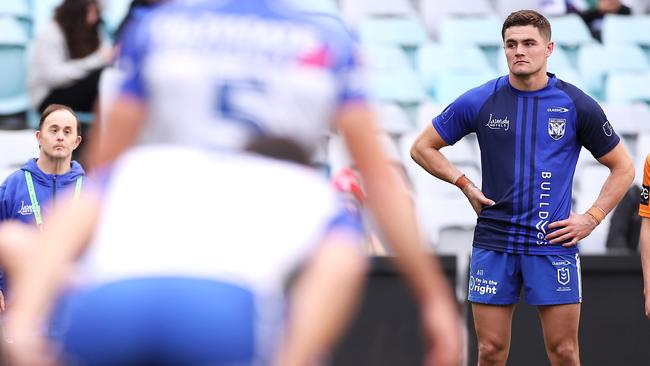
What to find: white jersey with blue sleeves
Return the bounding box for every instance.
[118,0,366,151]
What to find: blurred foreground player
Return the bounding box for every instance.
[92,1,462,363]
[0,142,367,366]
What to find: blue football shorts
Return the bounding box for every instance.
[468,247,582,306]
[55,277,257,366]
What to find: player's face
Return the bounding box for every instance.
[36,110,81,160]
[503,25,553,78]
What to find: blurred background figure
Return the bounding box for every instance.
[606,184,643,252]
[639,152,650,319]
[29,0,111,114]
[575,0,631,41]
[0,104,85,313]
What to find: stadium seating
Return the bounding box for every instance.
[548,14,595,48]
[31,0,62,36]
[415,100,444,128]
[438,16,503,48]
[417,43,496,99]
[0,0,32,35]
[602,102,650,135]
[606,71,650,104]
[574,163,613,253]
[373,103,414,135]
[358,16,428,48]
[101,0,132,37]
[0,129,39,168]
[418,0,495,38]
[339,0,414,27]
[601,14,650,46]
[0,17,30,116]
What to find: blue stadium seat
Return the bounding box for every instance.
[435,70,497,106]
[368,68,427,104]
[101,0,132,38]
[31,0,62,36]
[0,0,32,35]
[602,15,650,47]
[0,17,30,115]
[548,14,595,48]
[438,16,503,47]
[416,43,495,98]
[358,16,428,48]
[578,44,650,101]
[340,0,414,27]
[362,44,413,73]
[605,71,650,104]
[418,0,495,38]
[0,129,39,168]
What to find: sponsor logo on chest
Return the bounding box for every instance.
[17,201,33,216]
[485,114,510,131]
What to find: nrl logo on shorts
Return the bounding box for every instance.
[548,118,566,140]
[557,267,570,285]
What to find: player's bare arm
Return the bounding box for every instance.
[89,96,147,169]
[546,142,634,246]
[411,124,495,216]
[640,218,650,319]
[336,104,462,366]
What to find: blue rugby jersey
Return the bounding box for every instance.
[117,0,366,151]
[433,73,620,255]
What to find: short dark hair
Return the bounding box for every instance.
[502,10,551,41]
[39,104,80,135]
[244,136,311,166]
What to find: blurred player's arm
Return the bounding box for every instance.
[89,96,147,169]
[0,192,101,363]
[336,105,462,366]
[275,232,367,366]
[546,142,635,246]
[411,124,495,215]
[641,218,650,319]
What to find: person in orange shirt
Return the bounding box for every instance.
[639,153,650,318]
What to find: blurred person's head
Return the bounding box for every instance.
[502,10,553,79]
[114,0,168,42]
[244,136,311,166]
[55,0,102,59]
[598,0,624,13]
[37,104,82,162]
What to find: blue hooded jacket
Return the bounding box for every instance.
[0,158,85,291]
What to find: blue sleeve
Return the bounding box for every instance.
[311,14,367,105]
[117,13,152,100]
[325,199,365,239]
[432,92,479,145]
[0,179,8,221]
[575,94,621,158]
[0,181,6,291]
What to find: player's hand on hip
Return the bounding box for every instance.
[462,185,495,216]
[545,212,597,247]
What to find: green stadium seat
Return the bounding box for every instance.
[0,17,30,115]
[548,14,595,48]
[358,16,428,48]
[416,43,495,98]
[602,15,650,47]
